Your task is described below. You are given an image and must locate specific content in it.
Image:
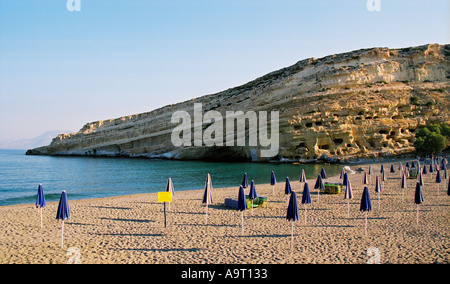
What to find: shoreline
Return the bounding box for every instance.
[0,160,448,264]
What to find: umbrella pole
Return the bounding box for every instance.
[272,185,274,197]
[378,192,380,211]
[241,211,244,235]
[304,204,307,225]
[364,211,367,236]
[40,207,43,228]
[416,205,419,226]
[291,221,294,251]
[61,220,64,248]
[164,202,167,229]
[402,188,404,203]
[251,200,253,216]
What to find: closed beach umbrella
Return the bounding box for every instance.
[422,165,428,175]
[405,162,410,168]
[270,171,277,196]
[301,182,311,224]
[320,168,327,179]
[435,170,442,195]
[300,169,307,183]
[286,191,300,250]
[165,178,175,210]
[285,177,293,195]
[363,171,369,185]
[314,174,324,202]
[360,186,372,235]
[418,170,424,186]
[344,179,353,217]
[429,163,434,173]
[237,185,247,234]
[414,181,424,226]
[248,180,258,215]
[398,162,403,171]
[375,175,382,211]
[35,184,46,228]
[340,168,345,179]
[202,173,213,224]
[343,172,349,187]
[166,177,175,196]
[380,164,384,174]
[400,172,407,203]
[56,190,70,248]
[390,164,395,173]
[447,177,450,196]
[241,172,249,188]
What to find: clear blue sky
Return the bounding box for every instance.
[0,0,448,141]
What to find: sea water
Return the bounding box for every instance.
[0,149,342,206]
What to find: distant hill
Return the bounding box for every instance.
[0,130,73,150]
[26,44,450,163]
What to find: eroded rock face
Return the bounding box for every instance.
[27,44,450,163]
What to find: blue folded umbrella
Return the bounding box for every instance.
[360,186,372,235]
[435,170,442,183]
[56,191,70,221]
[320,168,327,179]
[344,179,353,200]
[301,182,311,204]
[314,174,324,190]
[390,164,395,173]
[414,181,424,226]
[343,172,349,187]
[286,191,299,222]
[447,178,450,196]
[375,175,382,193]
[286,191,300,249]
[300,169,306,183]
[285,177,292,195]
[360,186,372,212]
[56,190,70,248]
[249,180,257,200]
[422,166,428,174]
[202,173,213,205]
[363,171,368,185]
[414,182,424,204]
[270,171,277,186]
[241,172,249,188]
[237,185,247,212]
[237,185,247,234]
[401,172,407,189]
[36,184,46,209]
[166,177,175,196]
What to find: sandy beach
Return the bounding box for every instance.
[0,162,448,264]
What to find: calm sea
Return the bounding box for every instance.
[0,149,342,206]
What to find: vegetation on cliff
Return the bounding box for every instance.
[414,123,450,156]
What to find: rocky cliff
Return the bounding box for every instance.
[27,44,450,163]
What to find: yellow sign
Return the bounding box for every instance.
[158,192,172,203]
